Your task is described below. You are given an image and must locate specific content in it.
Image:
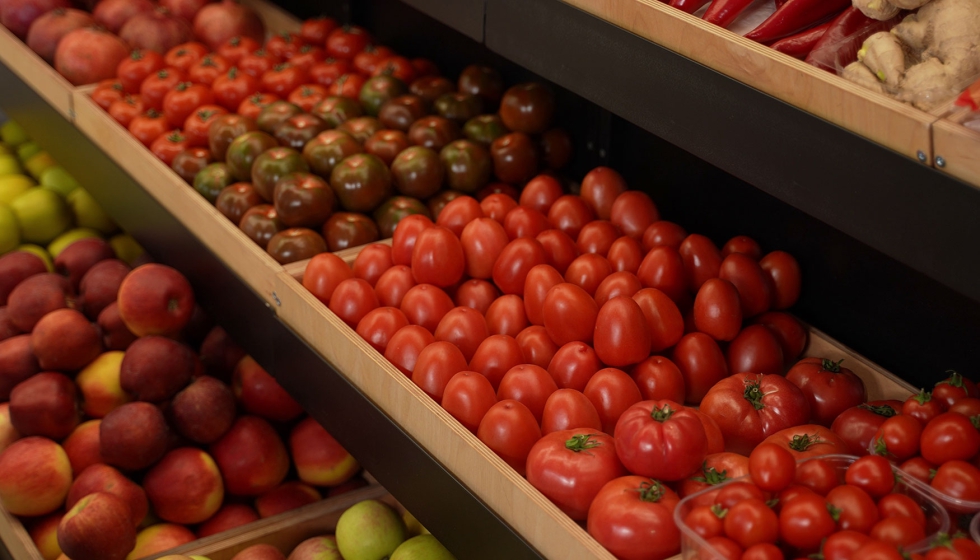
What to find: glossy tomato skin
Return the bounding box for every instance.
[325,25,371,60]
[822,531,871,560]
[540,389,602,435]
[400,284,454,333]
[580,167,627,220]
[632,288,684,353]
[505,206,550,240]
[322,212,379,251]
[794,457,841,495]
[593,296,651,367]
[610,191,659,240]
[931,460,980,506]
[826,484,879,533]
[565,253,613,297]
[302,252,353,304]
[542,282,598,346]
[786,357,867,427]
[183,105,228,148]
[844,454,895,499]
[536,229,579,275]
[442,370,497,433]
[607,236,644,274]
[548,341,602,392]
[436,196,484,237]
[352,243,393,288]
[726,324,784,376]
[684,505,726,540]
[477,399,541,476]
[526,430,626,521]
[762,424,847,460]
[933,370,979,408]
[700,372,811,456]
[587,476,681,560]
[722,236,763,260]
[356,306,409,355]
[411,226,464,288]
[468,334,524,391]
[490,132,539,184]
[492,238,548,296]
[876,493,926,529]
[632,356,685,404]
[902,390,947,425]
[719,253,773,318]
[455,279,499,315]
[479,192,518,223]
[434,307,489,363]
[576,220,620,256]
[523,264,564,326]
[693,278,743,342]
[871,414,922,461]
[584,368,643,435]
[752,312,807,366]
[723,498,779,549]
[759,251,801,309]
[614,399,707,481]
[637,246,689,305]
[118,50,165,94]
[672,332,729,405]
[920,411,980,465]
[748,443,796,493]
[486,294,529,338]
[678,452,750,504]
[548,195,596,241]
[831,401,901,456]
[499,82,555,135]
[516,325,558,370]
[411,341,468,403]
[643,221,688,251]
[680,234,723,293]
[595,271,643,307]
[328,277,378,327]
[383,324,434,376]
[779,493,836,551]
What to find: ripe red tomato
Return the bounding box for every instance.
[352,45,394,75]
[265,32,303,60]
[383,324,434,376]
[700,372,811,455]
[237,92,279,121]
[410,226,464,288]
[516,325,559,369]
[614,400,707,481]
[302,252,353,303]
[587,476,681,560]
[920,411,980,464]
[374,56,417,84]
[680,234,722,293]
[749,443,797,493]
[719,252,774,318]
[374,265,415,308]
[678,452,750,504]
[548,195,595,240]
[786,357,867,427]
[526,430,626,521]
[400,284,454,333]
[705,537,743,560]
[852,540,905,560]
[724,498,778,549]
[870,517,925,548]
[328,278,378,328]
[632,288,684,352]
[726,324,784,376]
[504,206,550,240]
[411,341,468,403]
[898,456,935,484]
[594,271,642,307]
[715,481,767,509]
[108,95,145,127]
[823,530,871,560]
[183,105,228,148]
[391,213,433,266]
[261,64,309,97]
[325,25,372,60]
[436,196,484,237]
[239,49,282,78]
[759,251,801,309]
[299,17,338,45]
[752,311,808,366]
[541,282,598,346]
[871,415,922,461]
[520,174,564,214]
[352,243,393,287]
[309,58,352,87]
[187,54,230,86]
[827,484,879,533]
[548,341,602,392]
[722,236,763,260]
[536,228,579,274]
[693,278,743,342]
[565,253,613,296]
[933,370,979,408]
[433,307,488,362]
[844,454,895,499]
[540,389,602,435]
[140,68,185,110]
[949,396,980,417]
[164,42,208,72]
[492,237,547,296]
[794,457,841,495]
[924,536,980,560]
[482,295,526,339]
[610,191,659,240]
[479,193,518,224]
[468,334,524,391]
[90,81,122,112]
[287,84,329,112]
[579,167,627,220]
[355,306,409,355]
[876,494,927,530]
[460,218,509,280]
[584,368,643,435]
[637,246,688,304]
[149,130,191,166]
[217,36,262,66]
[476,399,541,476]
[684,505,726,540]
[607,236,644,274]
[762,424,847,460]
[741,543,783,560]
[779,493,836,550]
[593,296,651,367]
[163,82,214,128]
[631,356,685,403]
[523,264,564,326]
[129,111,168,149]
[577,220,620,256]
[442,370,497,433]
[642,221,688,251]
[455,279,499,315]
[831,401,901,456]
[931,460,980,508]
[117,49,165,94]
[672,332,729,405]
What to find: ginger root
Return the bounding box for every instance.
[858,32,908,87]
[853,0,901,20]
[842,61,888,93]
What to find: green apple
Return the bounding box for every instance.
[0,205,20,254]
[1,121,28,147]
[109,233,145,266]
[40,166,80,197]
[16,244,53,271]
[48,227,102,258]
[402,511,428,537]
[10,187,72,244]
[0,155,23,177]
[336,500,407,560]
[0,143,11,156]
[68,188,116,234]
[24,152,57,180]
[0,175,35,205]
[16,141,40,162]
[390,535,456,560]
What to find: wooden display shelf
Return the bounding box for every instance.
[559,0,938,165]
[275,246,918,560]
[933,105,980,188]
[0,25,78,121]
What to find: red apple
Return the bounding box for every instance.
[66,463,148,527]
[210,415,289,496]
[169,375,236,444]
[119,336,198,402]
[0,403,20,454]
[0,251,48,306]
[57,492,136,560]
[199,325,245,381]
[117,263,196,337]
[97,302,139,351]
[9,372,80,440]
[62,419,104,476]
[181,302,213,348]
[0,436,72,516]
[255,481,320,518]
[75,351,131,418]
[7,273,73,332]
[289,417,359,487]
[0,306,20,341]
[0,334,40,401]
[128,523,196,559]
[287,536,341,560]
[231,544,286,560]
[196,503,259,538]
[78,259,130,320]
[143,447,224,524]
[233,355,303,422]
[54,238,115,290]
[29,511,64,560]
[99,402,169,471]
[32,308,103,371]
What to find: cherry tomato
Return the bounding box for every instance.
[678,452,750,504]
[749,442,796,493]
[540,389,602,435]
[870,516,925,548]
[794,457,841,495]
[580,166,627,220]
[454,279,499,315]
[614,400,706,481]
[492,237,548,296]
[117,49,165,94]
[827,484,879,533]
[163,81,214,128]
[672,332,729,405]
[875,494,926,529]
[520,174,564,214]
[183,105,228,148]
[477,399,541,476]
[91,80,125,111]
[400,284,454,333]
[542,282,598,346]
[505,206,550,240]
[704,537,743,560]
[108,95,145,128]
[831,401,901,457]
[328,278,378,328]
[921,411,980,465]
[587,476,681,560]
[898,456,935,484]
[852,540,905,560]
[872,415,922,461]
[355,306,409,355]
[763,424,847,460]
[933,370,979,408]
[485,294,528,338]
[326,25,372,60]
[468,334,525,391]
[383,324,434,376]
[759,251,801,309]
[786,357,867,427]
[548,195,596,240]
[724,498,778,549]
[637,246,688,304]
[515,325,558,369]
[149,130,191,166]
[187,54,230,86]
[217,36,261,66]
[844,454,895,499]
[536,229,579,275]
[931,460,980,508]
[924,536,980,560]
[779,493,836,551]
[412,341,468,403]
[685,505,726,540]
[238,93,279,121]
[715,481,767,509]
[140,68,185,110]
[442,370,497,433]
[643,220,688,251]
[753,312,808,366]
[949,397,980,417]
[722,236,763,260]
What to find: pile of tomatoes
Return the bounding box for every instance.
[91,16,572,262]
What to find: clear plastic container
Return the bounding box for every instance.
[920,479,980,516]
[971,512,980,543]
[674,454,951,560]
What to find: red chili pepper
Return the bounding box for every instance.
[956,79,980,111]
[703,0,755,28]
[770,20,833,59]
[744,0,849,43]
[805,7,903,72]
[671,0,711,15]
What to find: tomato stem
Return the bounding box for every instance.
[913,389,932,405]
[859,403,897,417]
[873,436,891,458]
[650,404,676,423]
[822,358,844,373]
[564,433,602,453]
[826,503,842,522]
[743,381,765,411]
[971,415,980,430]
[710,504,728,519]
[632,479,667,503]
[941,370,966,388]
[789,433,823,451]
[692,463,729,485]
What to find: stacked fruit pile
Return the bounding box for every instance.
[91,17,570,261]
[0,239,366,560]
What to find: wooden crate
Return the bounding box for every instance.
[932,104,980,188]
[560,0,938,165]
[273,246,918,560]
[0,25,79,121]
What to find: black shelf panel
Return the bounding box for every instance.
[0,59,541,560]
[483,0,980,306]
